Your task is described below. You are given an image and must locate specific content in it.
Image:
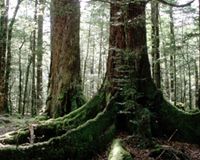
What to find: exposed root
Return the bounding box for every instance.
[153,97,200,144]
[0,91,107,145]
[0,95,117,160]
[150,145,191,160]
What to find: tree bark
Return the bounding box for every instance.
[0,0,9,113]
[46,0,84,118]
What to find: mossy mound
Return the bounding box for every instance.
[108,139,133,160]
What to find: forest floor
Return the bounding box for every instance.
[94,133,200,160]
[0,114,34,135]
[0,115,199,160]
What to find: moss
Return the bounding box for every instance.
[108,139,133,160]
[0,97,117,160]
[0,91,106,145]
[156,99,200,144]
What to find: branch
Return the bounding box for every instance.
[157,0,194,8]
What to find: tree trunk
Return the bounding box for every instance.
[0,1,200,159]
[22,56,32,116]
[98,19,104,88]
[18,39,25,114]
[186,43,192,109]
[46,0,84,118]
[197,0,200,109]
[151,0,161,89]
[82,12,92,92]
[169,6,177,105]
[37,0,45,111]
[159,14,170,98]
[0,0,8,113]
[5,0,22,112]
[31,0,37,116]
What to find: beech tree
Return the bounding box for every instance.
[0,0,199,160]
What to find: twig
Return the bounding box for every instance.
[156,129,178,160]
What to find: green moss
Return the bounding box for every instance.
[0,97,117,160]
[108,139,133,160]
[157,99,200,143]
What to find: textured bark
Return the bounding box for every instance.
[107,0,154,95]
[0,0,8,113]
[46,0,83,117]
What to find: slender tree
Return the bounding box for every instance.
[151,0,161,89]
[5,0,23,111]
[31,0,37,116]
[197,0,200,108]
[37,0,45,111]
[82,12,92,91]
[18,38,25,114]
[169,5,177,105]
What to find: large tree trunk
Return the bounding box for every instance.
[0,1,200,159]
[46,0,84,118]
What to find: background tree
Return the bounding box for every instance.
[5,0,23,112]
[37,0,45,112]
[151,0,161,89]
